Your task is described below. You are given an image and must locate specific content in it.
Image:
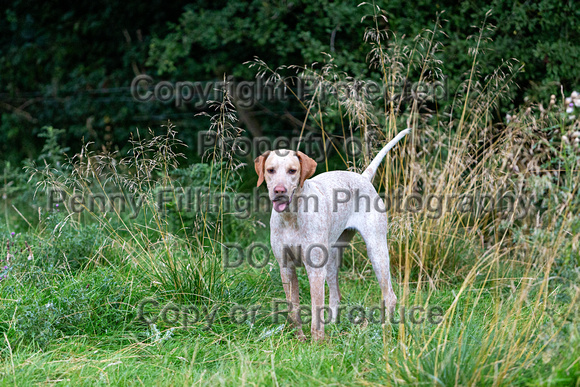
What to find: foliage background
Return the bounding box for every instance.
[1,0,579,165]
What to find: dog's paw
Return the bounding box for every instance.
[294,329,307,342]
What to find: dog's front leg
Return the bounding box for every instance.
[278,262,306,341]
[304,246,328,342]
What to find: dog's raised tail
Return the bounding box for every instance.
[361,128,411,181]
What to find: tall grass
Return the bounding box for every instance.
[26,95,254,306]
[248,4,579,384]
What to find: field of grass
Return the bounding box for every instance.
[1,9,579,386]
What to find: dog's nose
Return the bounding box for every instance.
[274,185,287,195]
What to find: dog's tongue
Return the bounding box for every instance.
[273,201,288,212]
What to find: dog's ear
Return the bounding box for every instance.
[296,151,317,187]
[254,151,271,187]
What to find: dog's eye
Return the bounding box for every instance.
[288,169,297,175]
[267,168,275,174]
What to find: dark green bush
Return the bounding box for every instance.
[1,1,578,166]
[6,268,138,349]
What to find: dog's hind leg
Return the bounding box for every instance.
[326,229,356,323]
[356,213,397,317]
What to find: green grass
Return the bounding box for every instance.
[1,242,578,385]
[1,187,580,387]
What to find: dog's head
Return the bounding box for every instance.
[254,149,317,212]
